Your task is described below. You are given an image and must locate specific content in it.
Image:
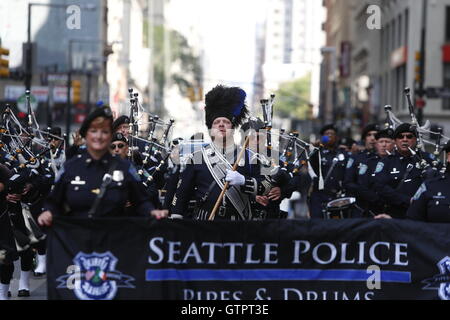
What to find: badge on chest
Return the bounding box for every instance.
[71,176,86,185]
[112,170,124,182]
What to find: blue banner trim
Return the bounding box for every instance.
[145,269,411,283]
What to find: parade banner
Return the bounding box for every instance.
[47,217,450,300]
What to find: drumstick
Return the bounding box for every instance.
[208,135,251,221]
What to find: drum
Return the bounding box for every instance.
[324,197,356,219]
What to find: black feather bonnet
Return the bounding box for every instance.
[204,85,249,129]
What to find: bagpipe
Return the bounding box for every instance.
[0,90,61,252]
[240,86,450,220]
[124,88,175,189]
[250,94,318,185]
[383,88,450,172]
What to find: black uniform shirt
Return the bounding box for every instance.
[343,150,375,197]
[406,172,450,223]
[310,148,348,195]
[44,152,155,217]
[171,145,268,220]
[373,150,435,218]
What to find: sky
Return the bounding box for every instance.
[167,0,269,102]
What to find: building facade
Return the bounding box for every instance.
[322,0,450,138]
[257,0,324,135]
[0,0,104,130]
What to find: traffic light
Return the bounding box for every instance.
[198,86,203,101]
[187,87,195,102]
[414,51,421,82]
[0,46,9,78]
[72,79,81,104]
[187,86,203,102]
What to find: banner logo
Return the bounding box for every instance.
[56,251,135,300]
[422,256,450,300]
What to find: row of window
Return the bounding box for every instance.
[380,8,409,65]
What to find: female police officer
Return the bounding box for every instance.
[406,140,450,223]
[38,105,167,227]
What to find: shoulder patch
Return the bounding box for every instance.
[374,161,384,174]
[412,183,427,201]
[358,164,368,176]
[346,158,354,169]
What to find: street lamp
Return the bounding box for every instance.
[25,3,97,91]
[66,38,102,141]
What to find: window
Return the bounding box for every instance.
[443,63,450,110]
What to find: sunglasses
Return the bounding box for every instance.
[110,143,126,150]
[398,134,414,139]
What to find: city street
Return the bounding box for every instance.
[1,0,450,302]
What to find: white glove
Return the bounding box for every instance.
[225,169,245,186]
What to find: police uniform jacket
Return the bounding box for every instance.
[406,170,450,223]
[355,154,385,214]
[310,147,348,195]
[171,145,270,220]
[373,150,435,218]
[44,152,155,218]
[0,165,18,264]
[343,150,376,198]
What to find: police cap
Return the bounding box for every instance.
[112,132,128,144]
[112,115,130,132]
[320,124,338,135]
[393,123,416,139]
[375,128,394,140]
[361,123,380,141]
[49,126,62,137]
[79,106,113,138]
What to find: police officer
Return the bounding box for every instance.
[241,117,291,219]
[352,128,395,216]
[0,162,17,300]
[373,123,436,219]
[112,115,131,138]
[110,132,161,211]
[114,115,167,191]
[406,141,450,223]
[38,106,167,227]
[113,114,148,154]
[162,138,183,212]
[343,124,379,200]
[338,137,357,155]
[171,85,270,220]
[0,120,57,297]
[45,127,66,172]
[308,124,348,219]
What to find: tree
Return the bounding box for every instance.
[274,73,311,120]
[152,25,203,107]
